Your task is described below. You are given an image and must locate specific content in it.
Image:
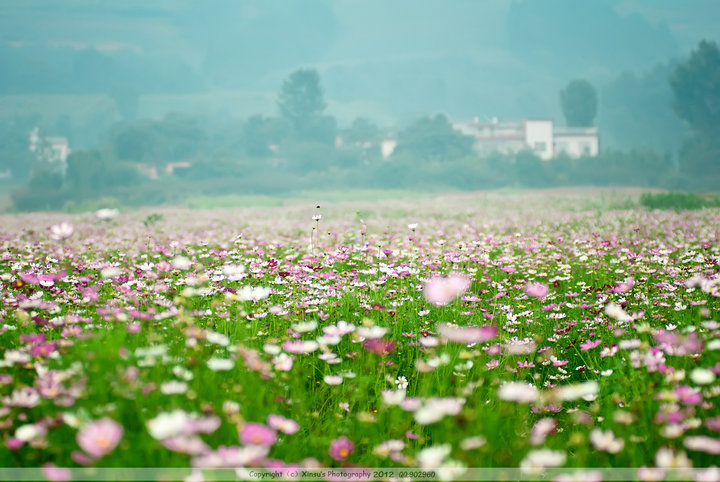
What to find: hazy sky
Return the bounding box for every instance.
[1,1,718,125]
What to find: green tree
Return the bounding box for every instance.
[669,40,720,136]
[113,124,159,162]
[669,40,720,186]
[560,79,598,127]
[243,115,292,157]
[278,69,327,129]
[342,117,379,145]
[394,114,474,161]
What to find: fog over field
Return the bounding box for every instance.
[1,0,719,212]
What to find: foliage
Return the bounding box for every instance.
[341,117,380,145]
[559,79,598,127]
[600,62,688,154]
[669,40,720,188]
[65,149,145,198]
[394,114,474,161]
[669,40,720,135]
[277,69,327,130]
[243,115,292,157]
[142,213,165,227]
[639,191,720,211]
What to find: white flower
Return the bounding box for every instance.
[684,436,720,455]
[460,435,486,450]
[437,460,467,482]
[238,286,271,302]
[15,424,42,442]
[604,303,631,322]
[420,336,439,347]
[554,381,599,401]
[323,375,343,385]
[590,428,625,453]
[160,380,189,395]
[407,223,418,230]
[207,358,235,371]
[395,376,408,390]
[690,368,716,385]
[292,321,318,333]
[147,410,190,440]
[323,321,355,337]
[222,264,246,281]
[520,449,566,474]
[416,444,451,469]
[655,447,692,469]
[95,208,119,221]
[206,331,230,347]
[50,222,74,240]
[263,344,281,355]
[381,389,406,406]
[272,353,294,372]
[312,214,322,222]
[172,256,192,270]
[356,326,387,339]
[100,267,122,279]
[414,397,465,425]
[498,382,539,403]
[374,440,405,458]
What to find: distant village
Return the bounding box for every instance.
[19,117,599,181]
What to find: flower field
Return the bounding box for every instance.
[0,190,719,480]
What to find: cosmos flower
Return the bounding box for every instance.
[50,222,74,240]
[76,418,123,459]
[423,273,471,306]
[416,444,451,469]
[590,428,625,453]
[498,382,539,403]
[520,449,566,474]
[267,415,300,435]
[329,436,354,461]
[240,423,277,447]
[207,357,235,371]
[95,208,119,221]
[437,323,498,345]
[525,282,549,299]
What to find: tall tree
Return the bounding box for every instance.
[669,40,720,136]
[277,69,327,129]
[560,79,598,127]
[670,40,720,186]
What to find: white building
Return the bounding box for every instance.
[29,127,71,175]
[452,118,598,160]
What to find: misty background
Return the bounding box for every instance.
[1,0,719,211]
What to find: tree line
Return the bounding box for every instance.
[8,39,720,211]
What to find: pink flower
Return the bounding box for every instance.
[76,418,123,459]
[525,282,549,299]
[530,418,557,445]
[363,339,396,356]
[614,277,635,294]
[423,273,471,307]
[267,414,300,435]
[240,422,277,446]
[42,464,72,482]
[580,339,602,351]
[437,323,498,344]
[329,436,354,461]
[675,385,702,405]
